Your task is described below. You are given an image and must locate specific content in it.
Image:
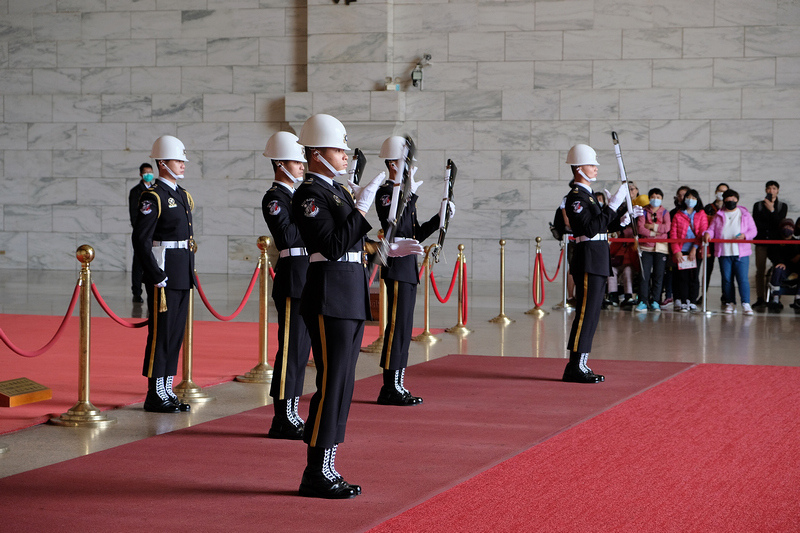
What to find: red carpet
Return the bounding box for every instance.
[0,356,690,532]
[371,364,800,533]
[0,314,409,434]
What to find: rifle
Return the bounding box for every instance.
[611,131,644,272]
[348,148,366,185]
[375,136,416,267]
[430,159,457,264]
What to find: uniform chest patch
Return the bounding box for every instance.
[332,194,343,207]
[302,198,320,218]
[380,194,391,207]
[140,200,154,215]
[267,200,281,215]
[168,197,177,208]
[572,201,583,214]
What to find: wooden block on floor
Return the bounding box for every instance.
[0,377,52,408]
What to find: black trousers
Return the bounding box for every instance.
[302,314,364,449]
[131,253,144,298]
[674,257,703,304]
[568,271,606,354]
[380,279,416,371]
[270,296,310,400]
[142,285,189,378]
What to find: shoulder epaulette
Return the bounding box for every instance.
[185,190,194,211]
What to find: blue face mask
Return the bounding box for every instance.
[142,172,154,183]
[650,198,662,208]
[685,198,697,209]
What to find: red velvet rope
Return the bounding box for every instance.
[91,284,148,328]
[430,261,460,303]
[610,237,799,245]
[194,266,260,321]
[0,281,81,357]
[269,267,275,280]
[540,248,564,283]
[461,260,469,325]
[368,264,379,286]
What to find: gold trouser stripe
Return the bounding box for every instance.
[571,273,589,352]
[278,297,291,400]
[309,314,328,448]
[146,288,159,377]
[383,280,400,370]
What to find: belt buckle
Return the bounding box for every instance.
[188,238,196,252]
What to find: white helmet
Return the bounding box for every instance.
[263,131,306,162]
[150,135,188,161]
[379,136,406,160]
[298,114,350,150]
[565,144,599,166]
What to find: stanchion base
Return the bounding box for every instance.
[361,336,384,353]
[235,363,274,384]
[445,324,472,336]
[488,313,515,324]
[174,380,215,403]
[0,443,8,454]
[49,402,116,428]
[412,330,440,343]
[525,307,548,317]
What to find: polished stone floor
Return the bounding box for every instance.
[1,268,798,478]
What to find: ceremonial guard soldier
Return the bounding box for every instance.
[261,131,311,440]
[131,135,194,413]
[373,136,453,406]
[292,114,422,499]
[562,144,632,384]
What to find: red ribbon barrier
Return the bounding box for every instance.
[368,264,379,286]
[430,261,460,304]
[269,267,275,280]
[91,284,148,328]
[0,282,81,357]
[540,248,564,283]
[194,266,260,321]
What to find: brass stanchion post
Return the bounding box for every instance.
[174,240,214,402]
[526,237,548,317]
[446,244,472,336]
[413,244,439,343]
[362,269,387,353]
[489,239,515,324]
[50,246,116,428]
[237,236,274,383]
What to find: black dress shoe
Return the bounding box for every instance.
[377,386,421,406]
[299,470,359,499]
[768,301,784,313]
[267,417,304,440]
[143,397,180,413]
[562,366,602,384]
[169,397,191,412]
[132,295,144,303]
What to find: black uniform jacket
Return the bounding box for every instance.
[262,182,308,300]
[565,184,619,277]
[375,182,439,284]
[128,181,151,227]
[291,173,372,321]
[131,179,195,290]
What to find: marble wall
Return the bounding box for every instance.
[1,0,799,285]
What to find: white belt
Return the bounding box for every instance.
[309,252,362,263]
[153,240,189,249]
[279,247,307,258]
[574,233,608,243]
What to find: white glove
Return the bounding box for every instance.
[409,166,422,195]
[156,276,168,288]
[620,213,631,227]
[447,201,456,219]
[606,183,627,211]
[631,205,644,218]
[388,237,424,257]
[350,171,385,212]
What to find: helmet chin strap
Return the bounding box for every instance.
[279,164,303,184]
[578,168,596,182]
[161,161,184,180]
[314,150,348,177]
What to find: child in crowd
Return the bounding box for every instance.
[635,188,671,312]
[669,189,708,312]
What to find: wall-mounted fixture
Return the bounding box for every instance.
[411,54,432,90]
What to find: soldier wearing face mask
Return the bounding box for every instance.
[261,131,311,440]
[129,163,156,304]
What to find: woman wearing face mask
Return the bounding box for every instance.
[635,188,671,312]
[703,189,757,315]
[669,190,708,312]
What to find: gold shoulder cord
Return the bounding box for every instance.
[185,190,194,211]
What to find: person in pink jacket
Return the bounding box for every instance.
[669,189,709,312]
[635,188,671,312]
[703,189,757,315]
